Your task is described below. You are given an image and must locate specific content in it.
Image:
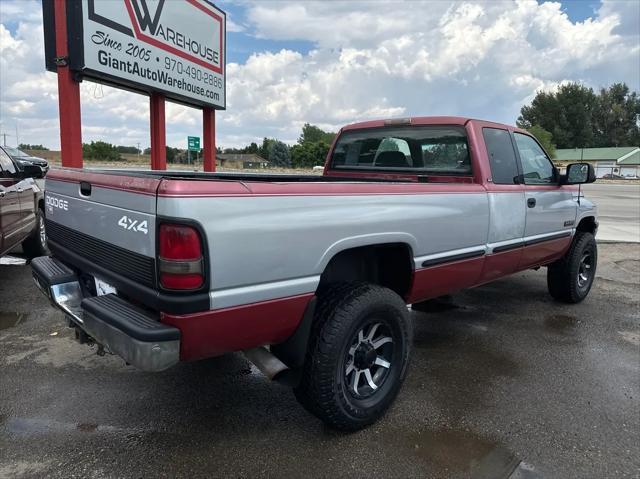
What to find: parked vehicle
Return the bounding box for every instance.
[602,173,624,180]
[32,117,597,430]
[1,146,49,174]
[0,147,48,257]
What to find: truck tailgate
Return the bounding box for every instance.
[44,169,160,289]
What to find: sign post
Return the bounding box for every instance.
[52,0,83,168]
[150,93,166,170]
[43,0,226,170]
[203,107,216,172]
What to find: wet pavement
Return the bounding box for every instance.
[0,243,638,478]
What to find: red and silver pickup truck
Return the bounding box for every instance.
[32,116,597,430]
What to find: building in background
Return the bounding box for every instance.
[554,147,640,179]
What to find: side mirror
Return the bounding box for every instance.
[22,164,44,179]
[563,162,595,185]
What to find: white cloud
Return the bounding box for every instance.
[0,0,638,151]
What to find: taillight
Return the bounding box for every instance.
[158,224,204,290]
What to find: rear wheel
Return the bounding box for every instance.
[22,207,49,258]
[547,232,597,303]
[294,282,412,431]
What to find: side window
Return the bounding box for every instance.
[513,133,555,185]
[0,149,16,177]
[483,128,519,184]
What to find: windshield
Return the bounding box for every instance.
[3,146,30,158]
[331,126,471,175]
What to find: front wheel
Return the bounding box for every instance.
[547,231,597,303]
[294,282,412,431]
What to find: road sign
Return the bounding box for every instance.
[188,136,200,151]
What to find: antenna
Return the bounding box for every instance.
[578,183,581,206]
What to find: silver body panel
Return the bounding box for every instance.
[524,188,576,237]
[157,192,491,309]
[45,181,156,257]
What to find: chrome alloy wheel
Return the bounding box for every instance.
[344,322,394,398]
[577,251,593,288]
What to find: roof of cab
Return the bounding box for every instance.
[341,116,519,132]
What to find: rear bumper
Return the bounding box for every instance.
[31,256,180,372]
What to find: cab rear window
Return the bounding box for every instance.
[331,126,471,175]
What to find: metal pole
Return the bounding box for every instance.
[203,107,216,172]
[54,0,83,168]
[150,93,166,170]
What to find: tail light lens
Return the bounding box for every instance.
[158,224,204,290]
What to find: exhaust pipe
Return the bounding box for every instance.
[244,347,297,386]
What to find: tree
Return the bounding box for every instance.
[82,141,121,161]
[298,123,335,145]
[259,137,275,159]
[116,145,140,154]
[166,146,180,163]
[268,140,291,167]
[527,125,556,158]
[517,83,597,149]
[245,142,259,155]
[592,83,640,147]
[291,141,330,168]
[289,124,335,168]
[19,143,48,151]
[518,82,639,149]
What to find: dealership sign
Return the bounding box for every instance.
[44,0,226,109]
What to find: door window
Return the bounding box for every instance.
[483,128,519,184]
[0,149,16,177]
[513,133,556,184]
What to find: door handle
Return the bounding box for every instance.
[527,198,536,208]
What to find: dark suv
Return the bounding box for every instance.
[0,147,48,258]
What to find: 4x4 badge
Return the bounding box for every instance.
[118,215,149,234]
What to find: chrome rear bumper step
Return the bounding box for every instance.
[31,256,84,324]
[31,256,180,372]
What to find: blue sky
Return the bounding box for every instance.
[1,0,638,150]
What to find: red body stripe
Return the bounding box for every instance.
[161,294,314,361]
[407,256,485,303]
[158,181,486,197]
[480,249,523,283]
[520,237,572,269]
[47,169,161,195]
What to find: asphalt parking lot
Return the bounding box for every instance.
[0,243,638,478]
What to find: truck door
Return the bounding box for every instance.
[479,127,526,282]
[16,177,37,228]
[0,149,22,254]
[512,132,575,268]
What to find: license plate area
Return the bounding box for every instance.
[94,277,117,296]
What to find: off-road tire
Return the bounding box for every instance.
[294,282,412,431]
[547,231,597,303]
[22,207,49,258]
